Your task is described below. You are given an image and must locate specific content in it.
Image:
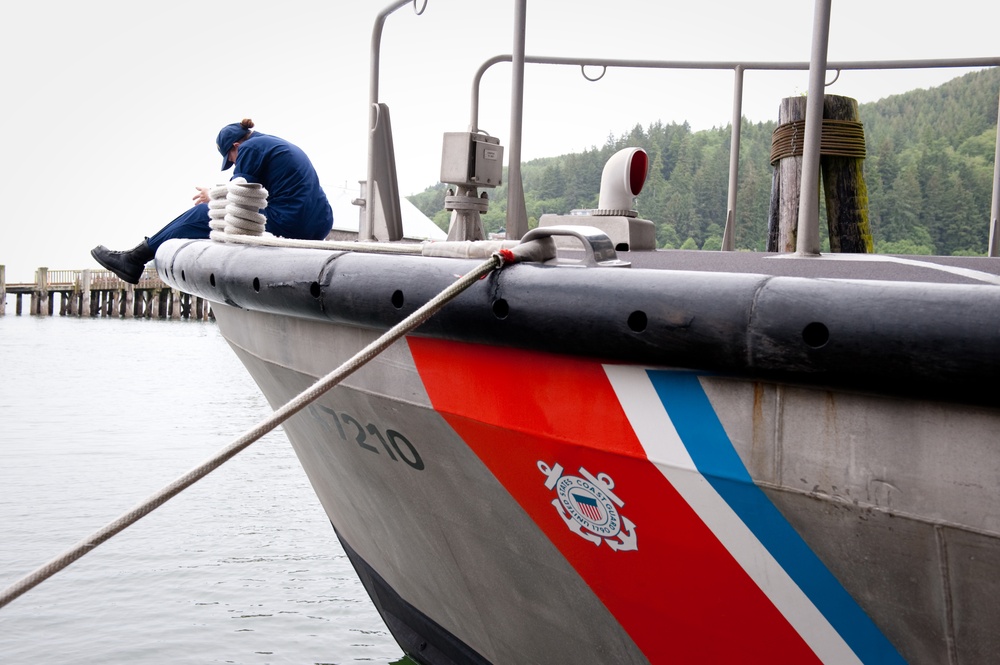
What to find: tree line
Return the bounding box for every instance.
[409,67,999,255]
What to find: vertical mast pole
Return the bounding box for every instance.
[722,65,745,251]
[796,0,832,255]
[505,0,529,240]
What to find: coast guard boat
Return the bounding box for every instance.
[157,1,1000,662]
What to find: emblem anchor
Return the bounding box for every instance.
[538,461,638,551]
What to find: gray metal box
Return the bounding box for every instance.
[440,132,504,188]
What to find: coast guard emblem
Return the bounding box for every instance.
[537,461,637,551]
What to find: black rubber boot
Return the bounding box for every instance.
[90,239,155,284]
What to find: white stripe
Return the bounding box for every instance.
[603,365,862,665]
[770,252,1000,285]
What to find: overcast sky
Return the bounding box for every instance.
[0,0,996,282]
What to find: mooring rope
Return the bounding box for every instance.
[208,230,428,255]
[0,251,510,610]
[206,178,269,236]
[769,118,867,165]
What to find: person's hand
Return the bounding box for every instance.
[192,186,210,204]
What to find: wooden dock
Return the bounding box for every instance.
[0,265,212,320]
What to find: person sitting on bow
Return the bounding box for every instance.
[91,118,334,284]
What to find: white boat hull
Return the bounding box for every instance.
[211,301,1000,663]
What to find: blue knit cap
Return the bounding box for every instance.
[216,122,249,170]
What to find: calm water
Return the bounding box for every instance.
[0,314,405,664]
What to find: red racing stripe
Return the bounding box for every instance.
[408,337,820,663]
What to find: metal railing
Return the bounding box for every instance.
[368,0,1000,256]
[467,53,1000,254]
[8,267,163,292]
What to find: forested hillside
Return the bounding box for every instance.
[409,67,999,255]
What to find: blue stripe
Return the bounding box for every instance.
[646,370,905,664]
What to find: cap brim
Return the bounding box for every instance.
[221,156,234,171]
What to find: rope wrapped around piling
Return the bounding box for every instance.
[770,119,867,165]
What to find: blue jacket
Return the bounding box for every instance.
[233,133,333,240]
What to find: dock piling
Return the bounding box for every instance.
[36,268,49,316]
[768,94,873,253]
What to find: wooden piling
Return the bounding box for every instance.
[768,94,872,253]
[170,288,181,320]
[768,97,805,252]
[124,284,134,319]
[821,96,873,252]
[0,265,5,316]
[36,268,49,316]
[81,269,92,318]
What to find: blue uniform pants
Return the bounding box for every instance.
[146,200,332,251]
[147,204,211,252]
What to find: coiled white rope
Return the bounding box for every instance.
[206,179,426,255]
[0,251,509,610]
[222,178,267,236]
[207,184,229,233]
